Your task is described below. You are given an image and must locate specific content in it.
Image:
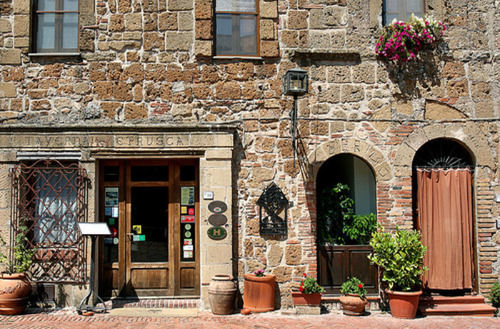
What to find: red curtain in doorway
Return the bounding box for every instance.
[416,169,474,290]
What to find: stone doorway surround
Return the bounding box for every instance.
[0,125,235,308]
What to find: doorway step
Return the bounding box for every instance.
[101,298,200,310]
[419,295,495,317]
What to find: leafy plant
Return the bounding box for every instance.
[340,277,367,298]
[317,183,376,245]
[0,226,36,274]
[299,273,325,294]
[490,282,500,309]
[375,14,446,63]
[368,226,427,291]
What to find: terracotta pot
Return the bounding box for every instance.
[208,274,237,315]
[339,294,367,316]
[0,273,32,315]
[291,292,322,306]
[385,289,422,319]
[243,273,276,313]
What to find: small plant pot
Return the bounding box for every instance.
[339,294,367,316]
[386,289,422,319]
[291,292,322,306]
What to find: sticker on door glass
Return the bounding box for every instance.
[188,207,195,215]
[132,225,142,234]
[181,215,195,223]
[181,186,195,206]
[184,239,192,245]
[185,231,192,238]
[183,251,193,258]
[185,224,192,230]
[181,206,188,215]
[112,207,119,218]
[183,245,193,251]
[105,187,119,206]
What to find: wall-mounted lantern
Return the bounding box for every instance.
[283,68,308,95]
[283,68,308,167]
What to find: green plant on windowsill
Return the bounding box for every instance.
[0,226,36,274]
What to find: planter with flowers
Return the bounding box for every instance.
[242,269,276,313]
[339,277,368,316]
[375,14,446,65]
[292,273,325,307]
[0,226,36,315]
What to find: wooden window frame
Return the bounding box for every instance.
[215,0,260,57]
[382,0,425,25]
[33,0,80,53]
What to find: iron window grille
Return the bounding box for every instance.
[10,159,89,283]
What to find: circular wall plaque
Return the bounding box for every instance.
[207,226,227,240]
[208,201,227,214]
[208,214,227,226]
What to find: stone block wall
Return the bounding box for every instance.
[0,0,498,307]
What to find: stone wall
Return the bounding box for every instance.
[0,0,498,308]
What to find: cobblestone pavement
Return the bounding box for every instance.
[0,309,499,329]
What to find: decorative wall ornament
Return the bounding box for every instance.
[257,183,288,236]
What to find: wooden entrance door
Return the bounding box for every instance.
[99,159,200,297]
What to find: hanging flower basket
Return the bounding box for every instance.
[375,14,446,64]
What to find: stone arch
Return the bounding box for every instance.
[307,138,392,183]
[393,123,495,176]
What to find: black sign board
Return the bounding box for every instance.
[208,201,227,214]
[257,183,288,236]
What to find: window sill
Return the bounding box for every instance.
[213,55,264,60]
[28,52,81,57]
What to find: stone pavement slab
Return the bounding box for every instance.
[0,310,498,329]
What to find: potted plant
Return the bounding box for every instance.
[292,273,325,306]
[339,277,368,316]
[490,282,500,316]
[375,14,446,64]
[242,269,276,313]
[368,226,427,319]
[0,226,36,315]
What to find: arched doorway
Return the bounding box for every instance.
[413,138,476,293]
[316,154,378,295]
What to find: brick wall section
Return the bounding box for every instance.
[0,0,498,307]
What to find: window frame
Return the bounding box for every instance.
[32,0,81,54]
[214,0,260,57]
[382,0,425,25]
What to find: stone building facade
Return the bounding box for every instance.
[0,0,498,309]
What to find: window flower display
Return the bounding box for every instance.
[375,14,446,64]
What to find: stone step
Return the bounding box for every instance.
[419,303,496,317]
[101,298,200,309]
[420,295,486,305]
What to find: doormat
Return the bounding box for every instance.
[109,307,198,317]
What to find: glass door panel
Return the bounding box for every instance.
[130,186,169,262]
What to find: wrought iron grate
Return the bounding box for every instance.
[257,183,288,236]
[10,159,89,283]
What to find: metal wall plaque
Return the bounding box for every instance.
[257,183,288,236]
[208,214,227,226]
[208,201,227,214]
[207,226,227,240]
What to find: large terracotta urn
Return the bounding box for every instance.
[243,273,276,313]
[208,274,237,315]
[386,290,422,319]
[339,294,367,316]
[0,273,32,315]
